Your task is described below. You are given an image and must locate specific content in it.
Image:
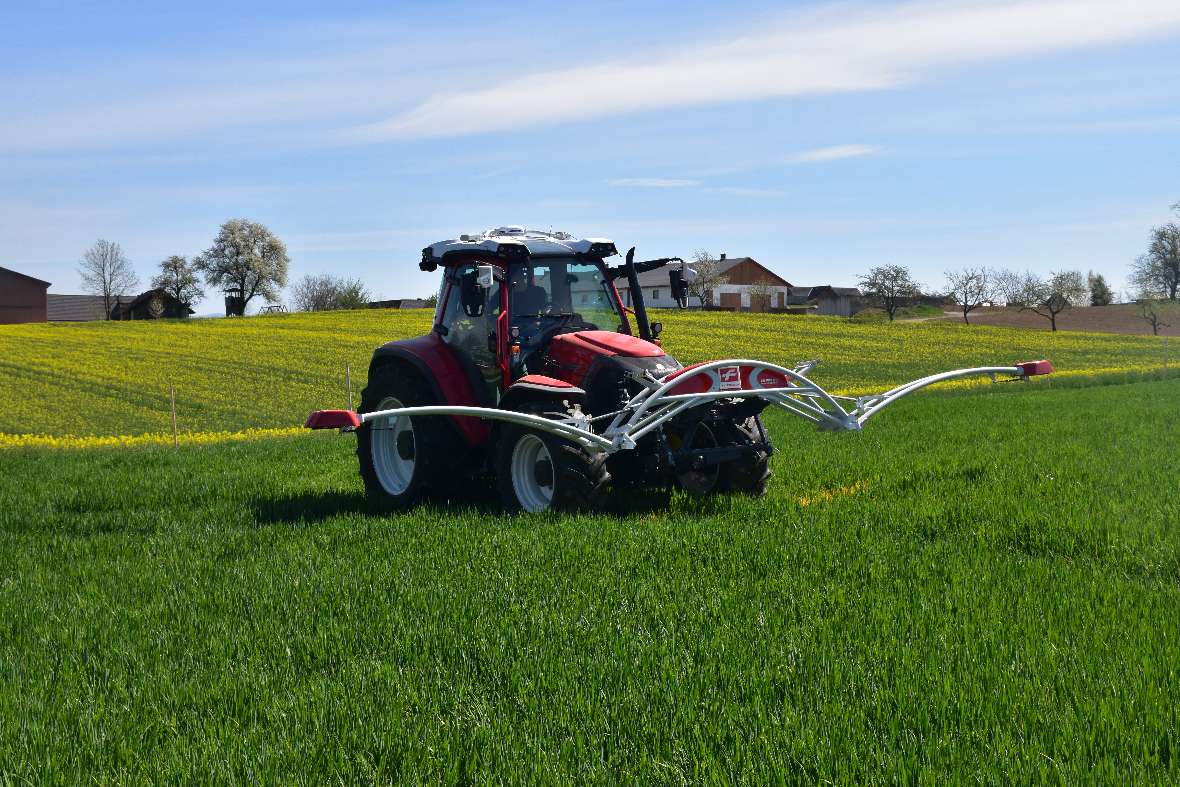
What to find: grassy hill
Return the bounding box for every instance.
[0,308,1174,438]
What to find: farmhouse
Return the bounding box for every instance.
[614,254,793,312]
[0,266,51,324]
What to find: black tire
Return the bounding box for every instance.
[495,425,610,513]
[356,365,454,509]
[717,415,772,496]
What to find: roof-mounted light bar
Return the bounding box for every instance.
[496,242,529,259]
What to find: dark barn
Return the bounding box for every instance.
[0,266,51,324]
[110,289,195,320]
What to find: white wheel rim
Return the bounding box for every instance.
[371,396,415,496]
[511,433,554,512]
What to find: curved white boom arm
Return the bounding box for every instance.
[306,358,1052,453]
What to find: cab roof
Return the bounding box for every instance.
[422,226,616,267]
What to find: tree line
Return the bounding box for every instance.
[77,218,376,318]
[860,201,1179,333]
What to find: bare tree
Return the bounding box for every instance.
[687,249,728,307]
[151,255,204,309]
[993,268,1026,306]
[1018,270,1087,332]
[291,275,338,312]
[747,279,774,312]
[944,267,993,324]
[858,264,920,322]
[1138,298,1174,336]
[78,239,139,319]
[194,218,289,316]
[1087,271,1113,306]
[291,274,371,311]
[1129,223,1180,301]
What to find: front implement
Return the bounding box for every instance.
[307,357,1054,453]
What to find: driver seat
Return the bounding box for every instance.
[515,284,548,315]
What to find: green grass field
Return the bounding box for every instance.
[2,378,1178,782]
[1,310,1177,781]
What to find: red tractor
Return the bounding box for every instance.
[307,227,1052,512]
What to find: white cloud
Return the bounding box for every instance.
[357,0,1180,140]
[784,144,884,164]
[609,178,700,188]
[712,186,786,198]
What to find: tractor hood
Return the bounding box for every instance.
[556,330,665,358]
[543,330,679,392]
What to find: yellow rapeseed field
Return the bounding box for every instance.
[0,308,1173,442]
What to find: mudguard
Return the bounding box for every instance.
[370,333,491,444]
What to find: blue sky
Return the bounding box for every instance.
[2,0,1178,313]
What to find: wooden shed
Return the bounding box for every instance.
[0,266,51,324]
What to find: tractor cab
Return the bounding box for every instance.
[420,227,690,402]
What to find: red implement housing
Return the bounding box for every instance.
[305,409,361,430]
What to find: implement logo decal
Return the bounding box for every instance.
[718,366,742,391]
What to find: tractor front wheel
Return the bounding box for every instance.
[495,426,610,513]
[357,368,450,509]
[717,416,772,496]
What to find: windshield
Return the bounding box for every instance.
[508,259,627,333]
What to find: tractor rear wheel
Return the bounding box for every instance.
[357,366,451,509]
[717,415,772,496]
[495,426,610,513]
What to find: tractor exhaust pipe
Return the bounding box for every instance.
[623,246,654,341]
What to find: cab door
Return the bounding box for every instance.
[440,263,504,403]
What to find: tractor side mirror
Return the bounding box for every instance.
[669,269,689,309]
[650,321,663,340]
[460,270,485,317]
[476,264,495,288]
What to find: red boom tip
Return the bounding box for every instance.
[305,409,362,429]
[1017,360,1054,377]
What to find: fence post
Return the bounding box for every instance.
[170,384,178,449]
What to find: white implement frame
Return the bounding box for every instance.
[348,359,1041,454]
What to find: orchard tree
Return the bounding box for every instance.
[1129,223,1180,301]
[1018,270,1087,332]
[993,268,1026,306]
[194,218,289,316]
[291,274,338,312]
[1087,271,1113,306]
[687,249,729,307]
[335,277,371,309]
[1138,298,1175,336]
[944,267,994,324]
[291,274,371,311]
[858,264,920,321]
[151,255,204,309]
[79,239,139,319]
[747,279,775,312]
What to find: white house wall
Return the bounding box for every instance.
[617,283,793,309]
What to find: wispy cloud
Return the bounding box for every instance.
[784,144,884,164]
[609,178,700,188]
[357,0,1180,140]
[712,186,786,198]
